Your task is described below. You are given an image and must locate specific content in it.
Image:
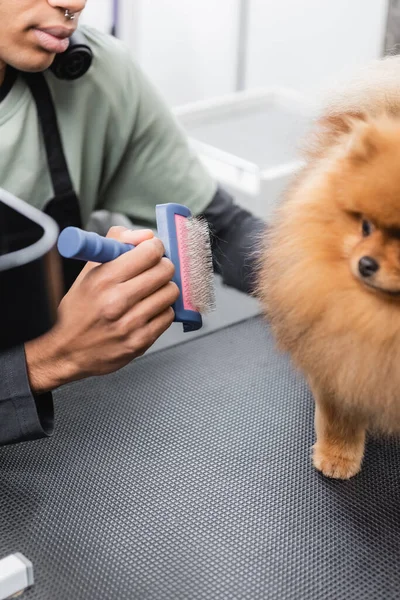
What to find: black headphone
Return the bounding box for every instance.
[50,30,93,80]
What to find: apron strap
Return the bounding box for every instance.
[22,72,80,201]
[22,71,85,291]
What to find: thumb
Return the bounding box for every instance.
[106,226,155,246]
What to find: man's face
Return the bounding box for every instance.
[0,1,86,73]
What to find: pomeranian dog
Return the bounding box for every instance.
[257,56,400,480]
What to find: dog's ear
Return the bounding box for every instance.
[318,111,366,139]
[344,116,378,163]
[303,111,367,161]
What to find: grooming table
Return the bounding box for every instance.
[1,316,400,599]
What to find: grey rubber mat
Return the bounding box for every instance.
[1,316,400,599]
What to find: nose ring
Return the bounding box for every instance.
[65,9,75,20]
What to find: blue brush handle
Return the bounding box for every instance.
[57,227,133,262]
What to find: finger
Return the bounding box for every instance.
[106,226,155,245]
[80,237,166,286]
[124,282,179,330]
[117,257,176,308]
[133,307,175,353]
[147,306,175,338]
[94,260,177,323]
[74,227,156,281]
[100,237,166,283]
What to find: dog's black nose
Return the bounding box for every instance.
[358,256,379,278]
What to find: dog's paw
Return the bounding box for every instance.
[312,444,362,480]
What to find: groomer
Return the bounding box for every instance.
[0,0,264,445]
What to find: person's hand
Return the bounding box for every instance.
[25,226,179,394]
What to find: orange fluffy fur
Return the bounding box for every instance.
[257,56,400,480]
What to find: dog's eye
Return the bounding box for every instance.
[362,220,373,237]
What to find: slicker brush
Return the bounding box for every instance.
[57,203,216,332]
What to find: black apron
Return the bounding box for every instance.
[22,71,85,293]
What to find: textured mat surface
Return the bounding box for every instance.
[1,317,400,599]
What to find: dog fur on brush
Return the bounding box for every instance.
[257,56,400,480]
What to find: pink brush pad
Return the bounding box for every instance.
[175,214,195,312]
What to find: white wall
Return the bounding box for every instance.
[84,0,389,107]
[80,0,112,34]
[121,0,240,107]
[246,0,389,94]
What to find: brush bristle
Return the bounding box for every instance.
[183,216,216,314]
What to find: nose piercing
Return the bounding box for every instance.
[65,9,75,20]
